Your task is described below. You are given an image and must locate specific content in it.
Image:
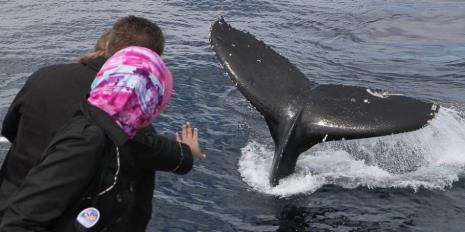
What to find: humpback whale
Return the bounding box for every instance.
[209,17,440,186]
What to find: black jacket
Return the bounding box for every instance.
[1,57,106,186]
[0,57,192,231]
[0,100,193,232]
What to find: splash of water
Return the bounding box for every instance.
[238,108,465,197]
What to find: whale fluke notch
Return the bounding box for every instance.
[209,17,440,186]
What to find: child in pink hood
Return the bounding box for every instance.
[0,46,204,232]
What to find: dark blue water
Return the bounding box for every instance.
[1,1,465,231]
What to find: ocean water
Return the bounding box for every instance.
[1,1,465,231]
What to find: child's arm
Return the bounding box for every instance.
[131,123,200,174]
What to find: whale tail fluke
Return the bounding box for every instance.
[210,17,439,186]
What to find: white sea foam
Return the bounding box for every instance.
[238,108,465,197]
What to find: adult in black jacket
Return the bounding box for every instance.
[0,16,197,231]
[0,45,202,231]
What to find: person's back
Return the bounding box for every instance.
[1,57,105,188]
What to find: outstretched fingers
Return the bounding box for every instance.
[177,121,205,160]
[185,122,192,138]
[193,128,198,140]
[182,122,188,138]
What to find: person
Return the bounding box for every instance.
[0,46,203,231]
[78,29,111,63]
[0,15,199,231]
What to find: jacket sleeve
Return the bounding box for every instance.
[0,124,106,232]
[1,78,32,142]
[131,126,194,175]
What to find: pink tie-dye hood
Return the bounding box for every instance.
[88,46,173,138]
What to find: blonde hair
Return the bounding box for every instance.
[79,30,112,63]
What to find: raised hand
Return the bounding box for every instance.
[176,122,205,160]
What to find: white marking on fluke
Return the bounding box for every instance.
[322,134,328,142]
[366,89,404,99]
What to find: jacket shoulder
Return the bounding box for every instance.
[48,115,107,150]
[27,63,85,81]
